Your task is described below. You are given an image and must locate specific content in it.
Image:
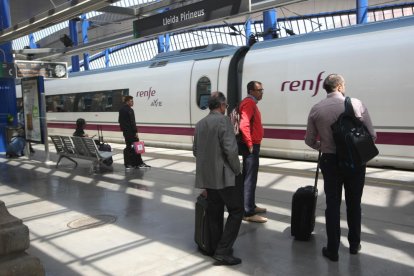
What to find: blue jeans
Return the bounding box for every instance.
[320,153,366,253]
[241,143,261,216]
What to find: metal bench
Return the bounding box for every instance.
[50,135,115,168]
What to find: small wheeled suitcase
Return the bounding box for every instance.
[123,146,141,167]
[194,194,214,255]
[291,150,321,241]
[97,126,113,165]
[194,194,223,256]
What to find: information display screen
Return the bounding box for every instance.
[15,61,68,79]
[21,77,45,143]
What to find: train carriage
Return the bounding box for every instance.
[241,15,414,167]
[16,16,414,169]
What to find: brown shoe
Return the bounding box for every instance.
[243,214,267,223]
[254,206,267,214]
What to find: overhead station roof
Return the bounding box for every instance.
[5,1,305,59]
[6,0,412,63]
[10,0,70,26]
[8,0,296,27]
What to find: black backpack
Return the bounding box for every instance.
[331,97,379,169]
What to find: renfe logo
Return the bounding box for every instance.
[136,87,156,100]
[281,71,325,97]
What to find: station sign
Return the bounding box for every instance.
[15,60,68,79]
[133,0,250,38]
[0,62,16,78]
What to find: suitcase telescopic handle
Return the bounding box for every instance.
[314,150,322,189]
[97,125,104,143]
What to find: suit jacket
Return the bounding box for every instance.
[118,104,137,137]
[193,111,241,190]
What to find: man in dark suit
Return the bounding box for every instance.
[193,92,243,265]
[118,95,150,169]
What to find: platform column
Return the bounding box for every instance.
[157,35,165,53]
[0,0,17,152]
[357,0,368,24]
[69,19,80,72]
[245,19,252,46]
[156,0,170,53]
[28,33,37,49]
[81,14,90,70]
[104,49,110,68]
[263,9,277,40]
[157,34,170,53]
[164,33,170,52]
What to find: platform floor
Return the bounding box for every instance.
[0,144,413,276]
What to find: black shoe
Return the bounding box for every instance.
[322,247,338,262]
[124,165,134,169]
[350,244,361,255]
[137,163,151,169]
[213,254,242,266]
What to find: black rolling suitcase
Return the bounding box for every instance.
[194,194,214,255]
[194,194,223,256]
[123,146,141,167]
[291,150,321,241]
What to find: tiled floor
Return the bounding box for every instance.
[1,143,413,276]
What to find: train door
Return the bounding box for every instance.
[190,58,223,126]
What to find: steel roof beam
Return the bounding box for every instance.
[14,48,65,55]
[98,0,203,17]
[252,0,305,11]
[0,0,122,44]
[22,0,307,61]
[98,6,136,16]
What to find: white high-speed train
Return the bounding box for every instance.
[16,16,414,169]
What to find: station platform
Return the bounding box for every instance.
[0,143,413,276]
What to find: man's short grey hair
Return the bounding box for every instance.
[208,91,226,110]
[323,74,344,93]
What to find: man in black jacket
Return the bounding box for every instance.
[118,96,150,169]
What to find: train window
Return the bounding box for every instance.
[46,94,74,112]
[46,89,129,113]
[196,77,211,110]
[199,94,210,110]
[65,95,76,112]
[75,94,93,112]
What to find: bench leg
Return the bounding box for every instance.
[57,155,78,168]
[92,160,102,173]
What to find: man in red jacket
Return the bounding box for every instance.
[239,81,267,223]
